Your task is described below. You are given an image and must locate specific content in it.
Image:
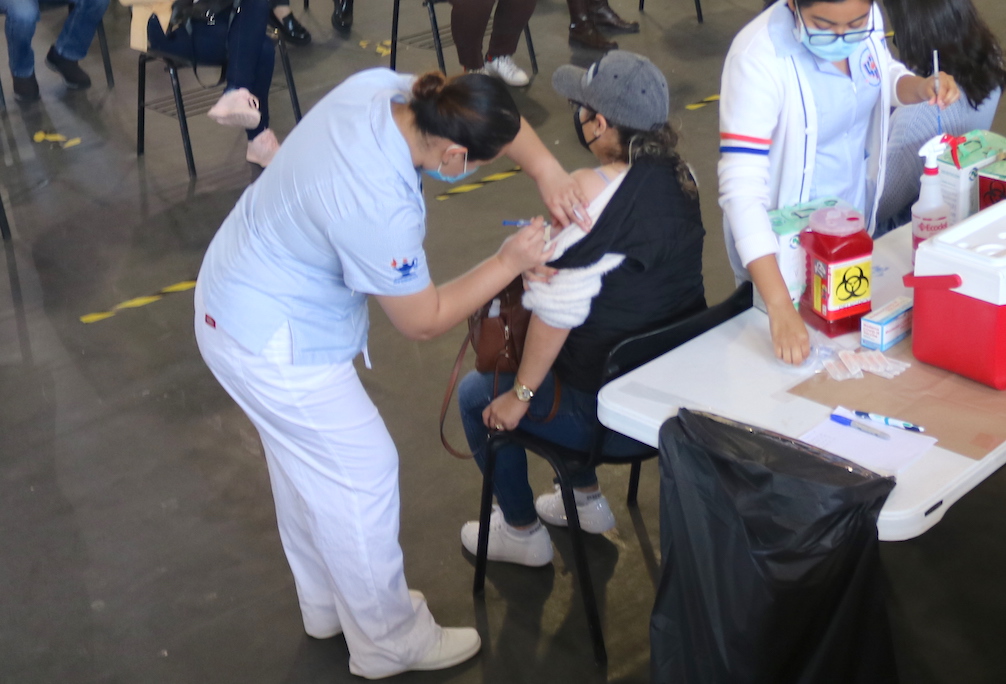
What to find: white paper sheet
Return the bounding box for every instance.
[799,406,938,476]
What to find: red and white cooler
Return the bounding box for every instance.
[904,201,1006,389]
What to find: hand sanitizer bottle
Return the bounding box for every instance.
[912,134,952,263]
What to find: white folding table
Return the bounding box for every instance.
[597,226,1006,541]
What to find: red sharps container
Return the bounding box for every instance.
[799,207,873,337]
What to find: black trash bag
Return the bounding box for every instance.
[651,409,899,684]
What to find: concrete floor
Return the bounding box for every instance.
[1,0,1006,682]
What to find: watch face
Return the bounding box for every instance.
[515,384,533,401]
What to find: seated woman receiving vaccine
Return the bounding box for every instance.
[457,52,706,565]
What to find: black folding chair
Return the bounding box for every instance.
[137,29,302,179]
[639,0,703,24]
[390,0,537,76]
[473,281,753,666]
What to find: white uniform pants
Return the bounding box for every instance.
[194,287,440,678]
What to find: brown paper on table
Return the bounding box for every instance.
[788,337,1006,460]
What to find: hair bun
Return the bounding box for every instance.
[413,71,447,101]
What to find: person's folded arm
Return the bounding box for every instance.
[483,316,571,431]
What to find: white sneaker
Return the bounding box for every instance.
[410,627,481,672]
[483,55,530,87]
[460,506,553,566]
[207,87,261,129]
[246,128,280,167]
[534,484,616,534]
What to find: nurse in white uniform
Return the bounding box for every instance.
[193,68,583,679]
[718,0,960,365]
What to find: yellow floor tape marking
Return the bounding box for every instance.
[116,295,164,309]
[80,312,117,324]
[685,94,720,111]
[435,166,522,201]
[160,281,197,293]
[79,281,197,324]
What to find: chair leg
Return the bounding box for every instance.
[473,438,498,595]
[276,39,302,122]
[638,0,644,11]
[96,20,114,88]
[0,75,6,110]
[426,1,446,74]
[390,0,400,71]
[523,25,538,76]
[0,197,11,242]
[560,480,608,666]
[627,460,641,506]
[303,0,308,8]
[167,63,197,179]
[694,0,703,23]
[137,55,147,157]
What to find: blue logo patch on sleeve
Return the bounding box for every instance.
[391,257,420,283]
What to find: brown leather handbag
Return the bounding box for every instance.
[439,277,559,459]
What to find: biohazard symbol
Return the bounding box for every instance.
[837,266,870,301]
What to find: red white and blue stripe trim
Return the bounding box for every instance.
[720,133,771,156]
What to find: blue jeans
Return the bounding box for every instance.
[146,0,274,139]
[458,370,650,527]
[1,0,110,78]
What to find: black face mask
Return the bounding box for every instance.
[573,108,601,152]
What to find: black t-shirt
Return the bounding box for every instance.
[549,157,706,394]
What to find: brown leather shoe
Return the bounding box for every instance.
[589,1,640,32]
[569,17,618,51]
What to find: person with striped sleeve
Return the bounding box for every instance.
[718,0,959,365]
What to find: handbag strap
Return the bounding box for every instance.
[439,333,562,460]
[440,329,476,459]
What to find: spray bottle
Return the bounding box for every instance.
[912,134,951,262]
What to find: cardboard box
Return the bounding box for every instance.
[861,296,913,351]
[937,130,1006,225]
[978,160,1006,211]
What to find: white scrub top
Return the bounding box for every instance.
[198,68,432,366]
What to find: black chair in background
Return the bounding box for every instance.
[0,1,115,109]
[136,29,302,179]
[473,281,754,666]
[389,0,537,76]
[639,0,702,24]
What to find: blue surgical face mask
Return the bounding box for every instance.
[793,8,869,62]
[423,146,475,183]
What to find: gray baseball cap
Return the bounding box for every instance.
[552,51,669,132]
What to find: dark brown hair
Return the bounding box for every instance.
[884,0,1006,108]
[409,72,522,161]
[613,123,698,197]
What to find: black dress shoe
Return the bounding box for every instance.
[589,5,639,32]
[331,0,353,31]
[270,12,312,46]
[13,74,40,102]
[45,46,91,89]
[569,18,617,51]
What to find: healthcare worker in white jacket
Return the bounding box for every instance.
[718,0,960,365]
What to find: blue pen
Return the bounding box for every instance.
[502,219,533,227]
[853,410,925,433]
[830,414,891,440]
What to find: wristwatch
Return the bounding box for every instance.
[513,379,535,402]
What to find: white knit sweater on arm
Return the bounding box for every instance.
[521,170,627,329]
